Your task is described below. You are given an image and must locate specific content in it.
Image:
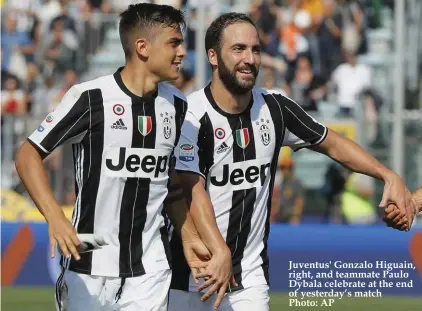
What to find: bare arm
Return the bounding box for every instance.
[313,129,390,181]
[177,172,230,255]
[15,141,65,222]
[164,170,211,280]
[178,171,235,308]
[313,129,415,225]
[15,141,80,259]
[164,170,200,242]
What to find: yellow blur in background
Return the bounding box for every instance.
[1,189,73,222]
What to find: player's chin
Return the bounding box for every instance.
[237,74,256,85]
[164,69,180,81]
[238,79,255,90]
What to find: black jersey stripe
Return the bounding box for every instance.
[273,94,325,145]
[197,113,215,180]
[68,88,104,274]
[40,90,92,153]
[226,113,257,288]
[118,98,156,277]
[261,93,286,284]
[161,96,188,270]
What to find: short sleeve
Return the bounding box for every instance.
[174,109,204,178]
[277,94,327,151]
[28,86,92,155]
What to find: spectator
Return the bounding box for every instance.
[81,0,112,55]
[5,0,40,33]
[1,68,21,90]
[1,15,35,81]
[318,0,343,78]
[271,156,305,224]
[49,0,78,34]
[254,0,279,57]
[278,8,311,79]
[36,0,62,35]
[330,46,371,117]
[39,19,78,76]
[337,0,367,55]
[298,0,324,74]
[1,76,27,115]
[285,55,327,111]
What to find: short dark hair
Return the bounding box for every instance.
[119,3,186,57]
[205,13,257,54]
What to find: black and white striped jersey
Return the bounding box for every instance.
[171,84,327,291]
[28,67,187,278]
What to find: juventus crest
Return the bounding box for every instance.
[160,112,172,139]
[256,118,271,146]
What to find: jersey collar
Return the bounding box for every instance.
[204,82,254,118]
[113,67,158,103]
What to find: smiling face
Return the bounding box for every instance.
[118,3,186,82]
[144,26,186,81]
[209,22,261,95]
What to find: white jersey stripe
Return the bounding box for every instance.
[28,68,188,277]
[173,84,327,291]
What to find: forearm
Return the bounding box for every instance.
[189,185,229,254]
[165,198,200,242]
[315,129,390,181]
[413,187,422,212]
[15,141,64,222]
[165,170,201,241]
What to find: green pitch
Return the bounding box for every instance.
[2,287,422,311]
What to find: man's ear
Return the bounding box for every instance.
[135,37,149,58]
[208,48,218,67]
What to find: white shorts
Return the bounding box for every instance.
[168,285,269,311]
[55,269,171,311]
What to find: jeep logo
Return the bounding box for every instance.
[209,161,270,188]
[105,147,169,179]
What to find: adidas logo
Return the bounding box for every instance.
[216,142,230,154]
[111,119,127,130]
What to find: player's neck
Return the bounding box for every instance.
[210,78,251,114]
[120,62,159,98]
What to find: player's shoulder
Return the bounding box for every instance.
[158,82,187,102]
[253,87,288,98]
[74,74,114,93]
[185,87,208,117]
[253,87,295,105]
[58,74,114,105]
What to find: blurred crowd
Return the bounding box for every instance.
[1,0,397,223]
[0,0,389,118]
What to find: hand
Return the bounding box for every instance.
[379,173,417,229]
[48,214,81,260]
[182,239,211,284]
[196,247,237,310]
[382,203,409,231]
[383,196,419,231]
